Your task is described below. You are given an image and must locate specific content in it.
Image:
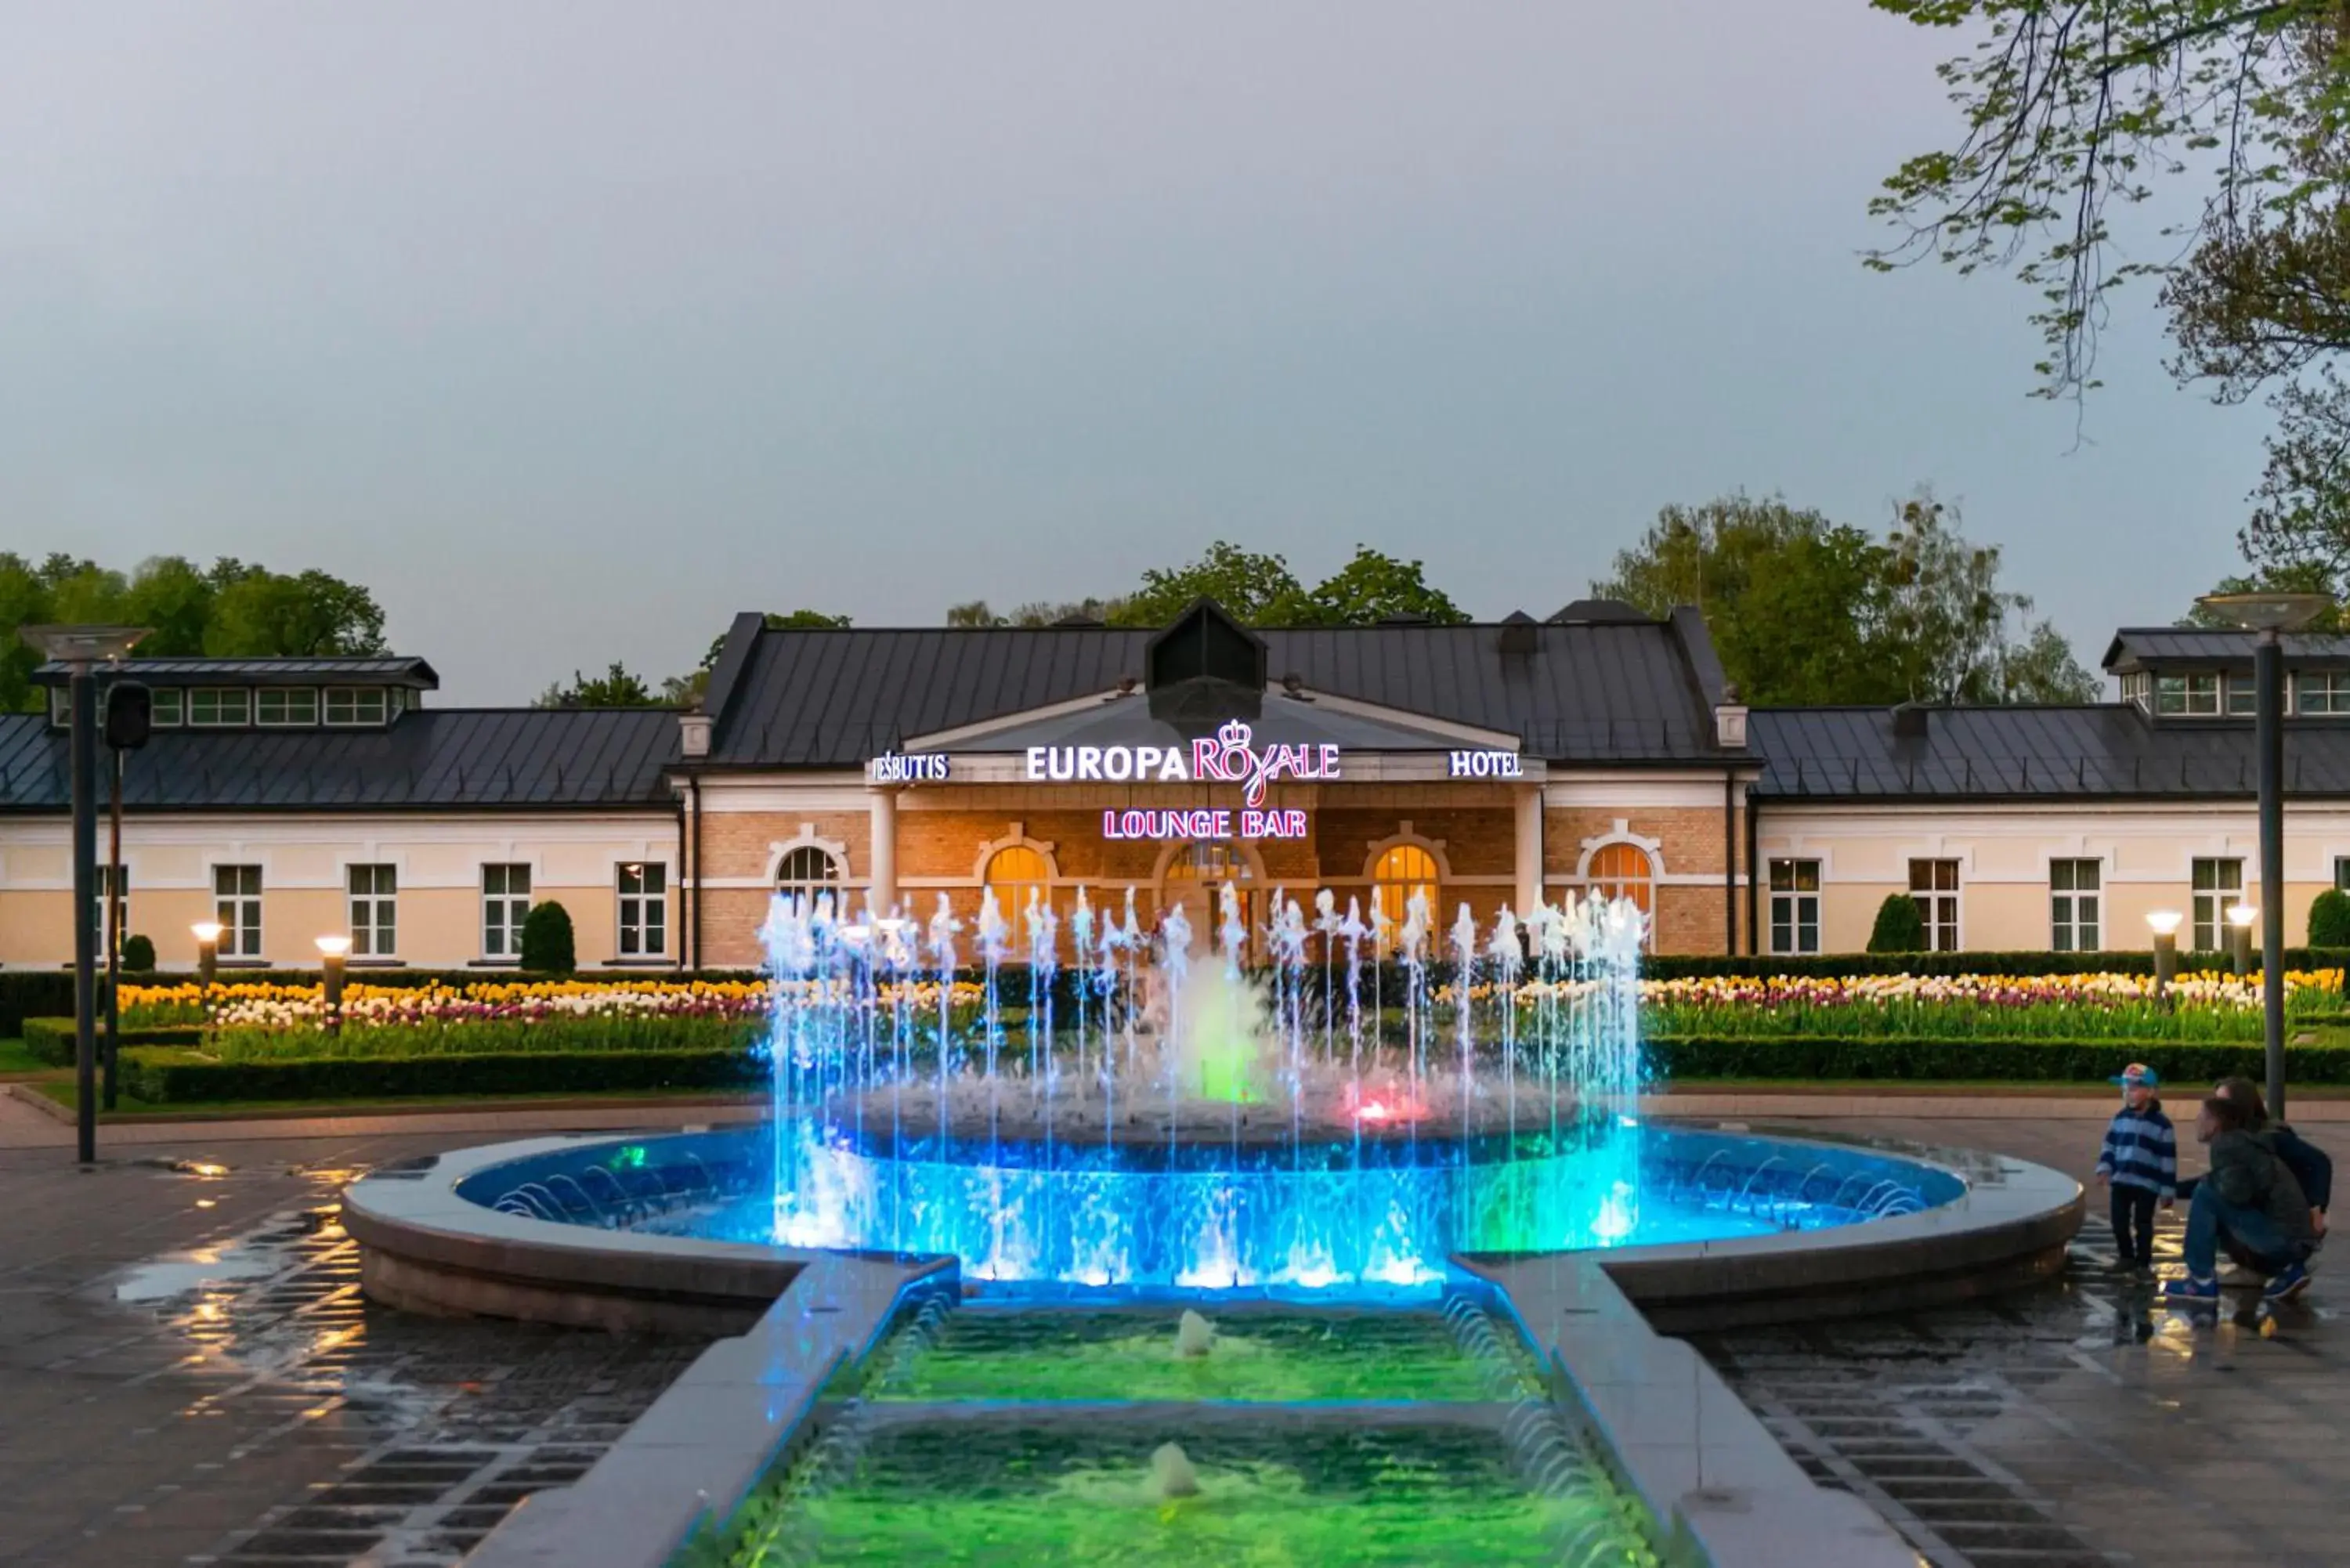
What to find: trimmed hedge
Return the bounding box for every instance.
[1651,1035,2350,1084]
[124,1046,765,1104]
[21,1017,203,1067]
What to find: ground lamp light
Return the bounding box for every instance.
[190,921,224,988]
[19,624,150,1164]
[2147,909,2183,1005]
[2227,902,2261,979]
[316,936,351,1035]
[2196,589,2334,1118]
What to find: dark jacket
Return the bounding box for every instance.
[2207,1129,2317,1246]
[2270,1124,2333,1212]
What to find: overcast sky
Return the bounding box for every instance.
[0,2,2264,703]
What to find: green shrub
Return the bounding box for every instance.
[124,1046,761,1104]
[22,1016,201,1066]
[2312,891,2350,948]
[1865,894,1927,953]
[1650,1034,2350,1083]
[519,901,577,974]
[118,934,155,972]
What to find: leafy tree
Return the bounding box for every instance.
[119,934,156,972]
[537,662,657,709]
[1292,545,1469,626]
[1866,892,1928,953]
[519,901,577,974]
[1871,3,2350,595]
[0,553,389,711]
[2182,562,2350,630]
[1110,542,1309,626]
[1596,490,2095,704]
[945,600,1002,627]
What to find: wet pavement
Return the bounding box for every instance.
[1,1100,2343,1567]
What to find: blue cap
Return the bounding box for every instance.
[2113,1064,2160,1088]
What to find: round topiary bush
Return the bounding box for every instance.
[519,901,577,974]
[2310,889,2350,949]
[1866,892,1927,953]
[118,934,155,972]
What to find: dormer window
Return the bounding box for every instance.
[150,688,183,726]
[326,687,389,726]
[256,688,319,726]
[188,688,251,727]
[2299,673,2350,714]
[2156,674,2219,715]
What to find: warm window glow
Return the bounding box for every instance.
[1371,844,1441,945]
[778,844,844,914]
[1586,843,1654,914]
[984,844,1052,919]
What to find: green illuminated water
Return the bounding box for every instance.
[740,1422,1638,1567]
[877,1309,1517,1404]
[701,1305,1657,1568]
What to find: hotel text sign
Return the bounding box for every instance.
[1446,749,1524,778]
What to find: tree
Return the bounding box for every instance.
[2182,562,2350,630]
[2308,887,2350,946]
[519,901,577,974]
[1866,891,1928,953]
[1595,490,2096,705]
[1872,4,2350,592]
[537,662,657,709]
[0,553,390,711]
[1292,546,1470,626]
[1110,541,1308,626]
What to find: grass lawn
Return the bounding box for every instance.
[0,1039,49,1075]
[23,1077,762,1121]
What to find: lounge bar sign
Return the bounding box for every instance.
[1027,720,1340,807]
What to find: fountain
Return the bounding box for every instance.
[751,881,1701,1294]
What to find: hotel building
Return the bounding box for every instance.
[4,605,2348,968]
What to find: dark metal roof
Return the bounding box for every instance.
[1749,705,2350,800]
[0,708,677,813]
[31,656,439,689]
[2102,627,2350,674]
[707,613,1744,768]
[935,691,1492,753]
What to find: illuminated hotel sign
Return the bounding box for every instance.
[1026,720,1340,808]
[868,751,950,784]
[1446,749,1524,779]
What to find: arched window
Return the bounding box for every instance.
[983,844,1052,923]
[1371,844,1441,952]
[776,844,842,915]
[1162,842,1253,956]
[1586,843,1654,915]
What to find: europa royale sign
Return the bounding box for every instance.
[868,721,1526,841]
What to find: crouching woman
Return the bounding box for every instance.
[2164,1093,2316,1306]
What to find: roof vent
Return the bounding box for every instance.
[1892,703,1930,739]
[1548,598,1650,625]
[679,710,713,759]
[1713,682,1748,750]
[1498,611,1538,657]
[1115,674,1139,695]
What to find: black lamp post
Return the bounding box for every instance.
[2196,591,2334,1121]
[19,626,150,1164]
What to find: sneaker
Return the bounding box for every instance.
[2162,1275,2221,1303]
[2263,1263,2311,1302]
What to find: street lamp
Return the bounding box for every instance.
[20,625,150,1165]
[2147,909,2183,1006]
[316,935,351,1035]
[2227,901,2260,978]
[2197,589,2334,1119]
[191,921,223,988]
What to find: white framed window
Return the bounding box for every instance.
[2050,859,2101,952]
[2192,857,2244,951]
[776,845,842,913]
[347,864,396,957]
[1768,859,1820,955]
[48,688,70,724]
[2225,674,2257,715]
[214,865,263,958]
[2301,673,2350,715]
[325,687,390,726]
[1909,859,1961,951]
[617,862,667,957]
[189,688,251,727]
[92,863,128,956]
[483,864,532,959]
[256,688,319,726]
[149,688,183,726]
[2156,673,2225,716]
[2336,856,2350,892]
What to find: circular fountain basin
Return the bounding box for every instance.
[342,1120,2079,1332]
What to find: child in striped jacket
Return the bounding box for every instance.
[2096,1064,2177,1272]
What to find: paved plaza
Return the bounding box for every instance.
[1,1096,2343,1568]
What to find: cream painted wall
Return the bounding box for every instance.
[0,812,682,971]
[1761,801,2350,953]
